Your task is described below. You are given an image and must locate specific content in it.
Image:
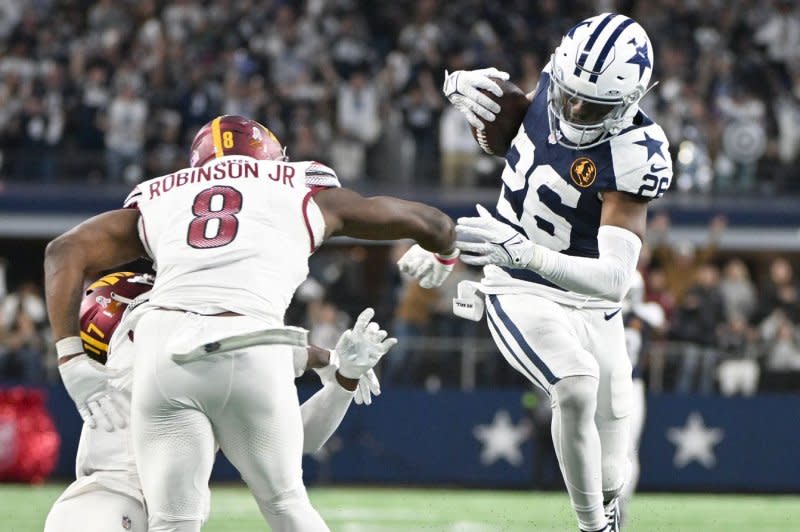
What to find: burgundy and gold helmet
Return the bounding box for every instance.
[189,114,287,167]
[78,272,154,363]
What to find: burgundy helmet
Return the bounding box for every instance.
[79,272,154,362]
[189,114,287,167]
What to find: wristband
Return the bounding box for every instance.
[434,248,460,265]
[56,336,85,360]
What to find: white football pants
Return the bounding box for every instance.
[485,293,632,532]
[131,309,328,532]
[44,489,147,532]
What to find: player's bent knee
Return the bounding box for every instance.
[553,375,599,417]
[258,486,311,516]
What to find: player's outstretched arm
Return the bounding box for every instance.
[314,187,459,288]
[315,188,455,253]
[456,194,647,301]
[44,209,144,431]
[299,308,396,454]
[45,209,145,349]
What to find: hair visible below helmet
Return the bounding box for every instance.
[548,13,655,149]
[189,115,288,167]
[79,272,154,362]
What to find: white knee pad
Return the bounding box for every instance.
[552,375,599,419]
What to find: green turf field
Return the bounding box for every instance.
[2,484,799,531]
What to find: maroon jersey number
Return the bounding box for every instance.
[187,186,243,249]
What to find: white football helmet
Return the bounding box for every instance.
[548,13,655,149]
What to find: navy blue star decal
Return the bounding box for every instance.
[634,131,664,161]
[626,40,651,81]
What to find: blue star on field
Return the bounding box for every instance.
[634,131,664,161]
[626,40,651,80]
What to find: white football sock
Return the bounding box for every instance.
[551,375,607,532]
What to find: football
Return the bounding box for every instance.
[471,78,530,156]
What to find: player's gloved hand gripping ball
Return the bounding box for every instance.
[397,244,459,289]
[443,68,530,156]
[443,67,510,130]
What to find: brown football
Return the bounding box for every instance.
[471,78,530,156]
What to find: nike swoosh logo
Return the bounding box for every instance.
[604,308,622,321]
[650,164,668,173]
[500,235,525,247]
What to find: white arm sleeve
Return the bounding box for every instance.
[300,380,354,454]
[292,346,309,378]
[528,225,642,302]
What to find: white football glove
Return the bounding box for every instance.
[397,244,459,289]
[443,68,510,130]
[455,204,538,268]
[354,369,381,406]
[336,308,397,379]
[59,354,127,431]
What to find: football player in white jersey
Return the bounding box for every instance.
[44,271,396,532]
[619,271,664,521]
[432,14,673,532]
[44,114,458,532]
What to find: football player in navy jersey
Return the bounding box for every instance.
[439,13,672,532]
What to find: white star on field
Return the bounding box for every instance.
[667,412,724,469]
[473,410,531,467]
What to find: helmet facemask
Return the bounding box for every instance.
[545,14,657,150]
[547,57,646,150]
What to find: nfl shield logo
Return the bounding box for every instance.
[122,515,132,530]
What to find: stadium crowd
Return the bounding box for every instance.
[0,0,798,192]
[0,0,798,394]
[2,213,800,395]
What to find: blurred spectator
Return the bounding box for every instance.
[401,71,442,183]
[439,105,481,187]
[0,281,47,383]
[74,64,111,177]
[649,213,726,304]
[672,264,724,394]
[716,316,760,397]
[385,280,439,386]
[147,110,183,176]
[332,70,381,181]
[103,83,148,183]
[757,258,800,323]
[765,321,800,372]
[307,299,349,350]
[719,259,758,323]
[761,317,800,393]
